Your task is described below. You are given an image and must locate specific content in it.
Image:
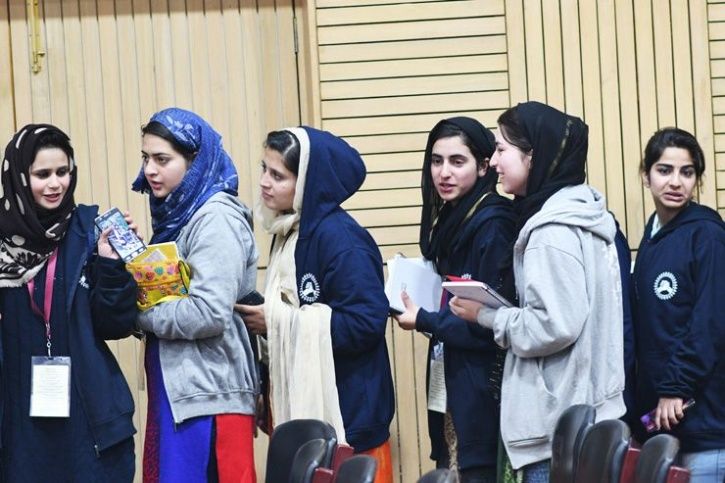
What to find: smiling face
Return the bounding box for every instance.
[643,146,698,224]
[429,136,486,205]
[491,129,532,197]
[141,133,189,198]
[30,148,72,210]
[259,147,297,212]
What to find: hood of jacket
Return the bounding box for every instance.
[297,127,366,239]
[516,184,616,249]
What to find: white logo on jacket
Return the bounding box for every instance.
[78,273,89,290]
[653,271,678,300]
[299,273,321,303]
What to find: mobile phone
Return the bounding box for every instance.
[95,208,146,262]
[640,399,695,432]
[238,290,265,306]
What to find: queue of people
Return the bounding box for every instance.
[0,102,722,483]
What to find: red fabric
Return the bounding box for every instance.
[360,439,393,483]
[215,414,256,483]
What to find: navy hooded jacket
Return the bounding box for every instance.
[414,195,515,470]
[292,127,395,452]
[1,205,137,456]
[632,202,725,451]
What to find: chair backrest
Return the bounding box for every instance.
[265,419,338,483]
[333,455,377,483]
[575,419,631,483]
[551,404,597,483]
[289,439,330,483]
[634,434,680,483]
[417,468,459,483]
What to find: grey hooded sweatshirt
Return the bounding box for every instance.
[476,184,626,469]
[138,192,259,423]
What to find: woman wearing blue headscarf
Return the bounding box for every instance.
[132,108,259,482]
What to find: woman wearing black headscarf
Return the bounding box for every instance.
[0,125,137,481]
[395,117,515,482]
[450,102,626,482]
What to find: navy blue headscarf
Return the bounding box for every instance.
[132,108,239,243]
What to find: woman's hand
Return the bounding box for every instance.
[97,228,119,259]
[654,397,685,431]
[449,296,483,323]
[393,290,419,330]
[235,303,267,335]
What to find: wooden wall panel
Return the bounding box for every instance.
[709,1,725,216]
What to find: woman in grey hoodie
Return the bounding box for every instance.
[132,108,259,482]
[450,102,626,483]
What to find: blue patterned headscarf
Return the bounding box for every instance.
[132,108,238,243]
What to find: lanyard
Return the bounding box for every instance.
[27,249,58,357]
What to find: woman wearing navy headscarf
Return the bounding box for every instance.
[132,108,259,482]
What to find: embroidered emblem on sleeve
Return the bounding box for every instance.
[299,273,321,303]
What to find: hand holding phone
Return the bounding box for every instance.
[95,208,146,262]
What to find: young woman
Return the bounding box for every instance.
[450,102,626,482]
[0,125,136,481]
[132,108,259,482]
[393,117,515,482]
[235,127,395,481]
[632,128,724,482]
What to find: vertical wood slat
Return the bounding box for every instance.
[0,1,15,138]
[597,0,626,226]
[615,0,645,241]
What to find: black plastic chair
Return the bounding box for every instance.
[334,455,377,483]
[418,468,459,483]
[265,419,338,483]
[289,439,330,483]
[634,434,680,483]
[551,404,596,483]
[575,418,631,483]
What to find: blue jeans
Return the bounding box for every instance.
[679,448,725,483]
[522,459,550,483]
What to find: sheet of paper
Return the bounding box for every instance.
[385,256,442,313]
[30,357,71,418]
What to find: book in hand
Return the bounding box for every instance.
[384,255,442,314]
[95,207,146,262]
[442,279,512,308]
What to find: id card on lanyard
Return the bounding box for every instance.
[427,341,447,413]
[27,249,71,418]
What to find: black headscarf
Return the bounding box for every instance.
[0,124,77,287]
[510,102,588,232]
[419,117,499,272]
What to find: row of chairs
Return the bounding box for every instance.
[264,419,376,483]
[551,404,690,483]
[414,404,690,483]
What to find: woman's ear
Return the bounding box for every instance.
[478,158,489,177]
[641,170,650,188]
